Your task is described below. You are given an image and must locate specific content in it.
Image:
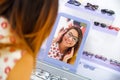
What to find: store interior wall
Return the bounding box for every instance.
[79,0,120,27]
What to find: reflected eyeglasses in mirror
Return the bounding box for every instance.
[66,32,78,43]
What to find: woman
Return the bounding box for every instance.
[48,26,83,63]
[0,0,58,80]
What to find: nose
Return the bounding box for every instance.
[68,37,73,42]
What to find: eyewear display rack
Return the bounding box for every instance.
[63,1,120,80]
[64,1,119,36]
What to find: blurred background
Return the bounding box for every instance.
[78,0,120,27]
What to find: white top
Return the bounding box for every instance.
[0,17,24,80]
[48,42,64,60]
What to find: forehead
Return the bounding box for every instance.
[68,29,78,37]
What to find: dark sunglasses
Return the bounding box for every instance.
[101,9,115,16]
[85,3,99,11]
[67,0,81,6]
[94,21,107,28]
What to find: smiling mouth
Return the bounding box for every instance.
[65,39,72,44]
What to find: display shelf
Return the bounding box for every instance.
[92,25,119,36]
[65,1,118,36]
[82,51,120,72]
[65,2,115,21]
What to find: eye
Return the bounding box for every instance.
[68,32,72,36]
[73,38,76,41]
[73,37,78,42]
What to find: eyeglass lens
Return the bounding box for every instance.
[67,32,78,42]
[94,22,106,28]
[67,0,81,6]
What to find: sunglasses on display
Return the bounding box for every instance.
[110,59,120,67]
[108,26,120,31]
[83,51,94,58]
[94,22,120,32]
[66,32,78,43]
[95,55,107,61]
[94,21,107,28]
[85,3,99,11]
[101,9,115,16]
[67,0,81,6]
[83,64,95,70]
[83,51,108,61]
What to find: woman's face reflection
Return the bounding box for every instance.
[62,29,78,47]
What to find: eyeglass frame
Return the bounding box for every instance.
[101,9,115,16]
[85,3,99,11]
[67,0,81,6]
[65,32,78,43]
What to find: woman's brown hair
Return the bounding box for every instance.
[0,0,58,59]
[58,26,83,63]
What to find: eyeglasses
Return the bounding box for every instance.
[66,32,78,43]
[83,51,94,58]
[83,64,95,70]
[101,9,115,16]
[67,0,81,6]
[94,21,107,28]
[108,26,120,31]
[110,59,120,67]
[85,3,99,11]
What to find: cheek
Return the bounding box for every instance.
[71,42,76,47]
[72,41,78,47]
[68,41,76,47]
[63,35,67,41]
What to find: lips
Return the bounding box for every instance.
[64,38,72,45]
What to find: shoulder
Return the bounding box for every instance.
[7,52,34,80]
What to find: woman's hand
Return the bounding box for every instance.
[63,47,74,63]
[53,27,67,42]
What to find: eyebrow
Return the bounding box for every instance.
[69,32,78,38]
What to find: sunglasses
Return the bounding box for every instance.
[101,9,115,16]
[85,3,99,11]
[110,59,120,67]
[83,51,94,58]
[83,64,95,70]
[94,21,107,28]
[108,25,120,31]
[95,55,107,61]
[67,0,81,6]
